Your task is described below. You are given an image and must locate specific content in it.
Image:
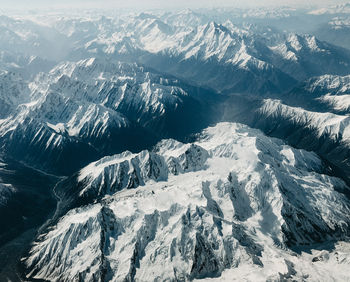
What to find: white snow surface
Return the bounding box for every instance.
[319,94,350,112]
[260,99,350,140]
[24,122,350,281]
[0,58,187,149]
[304,74,350,95]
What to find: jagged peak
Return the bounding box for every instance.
[24,122,350,281]
[286,33,322,52]
[202,21,230,35]
[303,74,350,94]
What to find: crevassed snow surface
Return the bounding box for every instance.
[24,122,350,281]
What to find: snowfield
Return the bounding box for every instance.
[24,123,350,281]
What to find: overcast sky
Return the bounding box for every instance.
[2,0,349,10]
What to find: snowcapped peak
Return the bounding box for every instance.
[83,57,96,67]
[204,21,228,35]
[222,20,245,35]
[287,33,303,51]
[303,74,350,95]
[287,33,322,52]
[140,17,172,34]
[78,150,135,182]
[25,122,350,281]
[208,21,218,29]
[228,40,268,70]
[305,35,321,51]
[49,60,76,78]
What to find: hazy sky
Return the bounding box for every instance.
[2,0,350,10]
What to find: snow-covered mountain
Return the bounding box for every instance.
[0,51,55,80]
[1,8,350,282]
[0,58,216,175]
[24,123,350,281]
[242,97,350,191]
[259,99,350,141]
[1,11,349,95]
[68,14,350,93]
[264,34,350,81]
[285,74,350,116]
[297,74,350,96]
[133,20,296,94]
[9,11,343,94]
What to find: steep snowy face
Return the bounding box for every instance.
[0,58,214,175]
[266,34,350,81]
[59,15,290,93]
[250,98,350,189]
[24,122,350,281]
[301,74,350,96]
[292,74,350,113]
[259,99,350,141]
[73,142,208,202]
[133,21,298,94]
[1,12,349,96]
[51,13,350,93]
[318,93,350,112]
[40,58,186,119]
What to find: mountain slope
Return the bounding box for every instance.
[65,14,350,94]
[24,122,350,281]
[0,58,217,175]
[0,9,350,282]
